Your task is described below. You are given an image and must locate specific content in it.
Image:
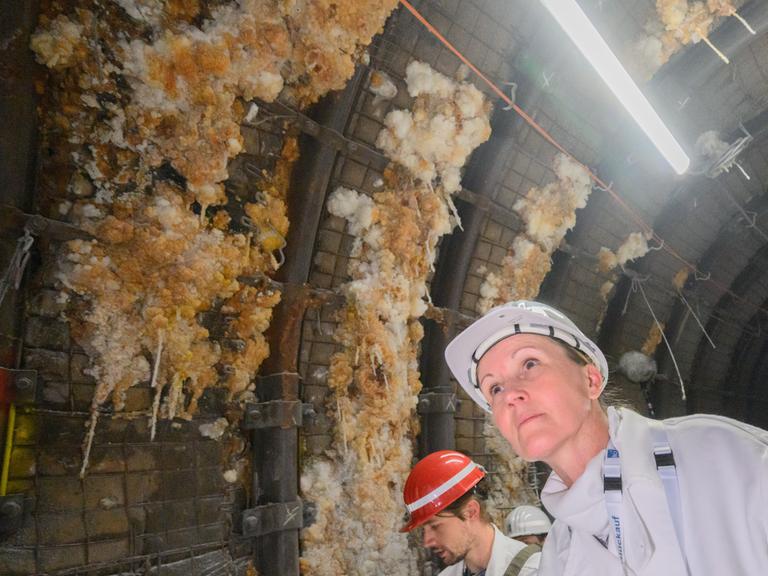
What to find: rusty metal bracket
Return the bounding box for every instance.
[242,500,303,537]
[0,367,37,405]
[417,392,458,415]
[243,400,303,429]
[255,100,389,172]
[0,495,25,539]
[0,205,92,242]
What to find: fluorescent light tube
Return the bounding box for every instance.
[540,0,690,174]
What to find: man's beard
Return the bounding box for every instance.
[434,545,467,567]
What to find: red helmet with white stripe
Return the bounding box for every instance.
[401,450,485,532]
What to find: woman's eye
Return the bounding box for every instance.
[523,358,539,370]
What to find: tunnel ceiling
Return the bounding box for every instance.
[9,0,768,424]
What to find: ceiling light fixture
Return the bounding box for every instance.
[540,0,690,175]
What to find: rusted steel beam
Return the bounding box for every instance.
[251,61,369,576]
[0,204,92,242]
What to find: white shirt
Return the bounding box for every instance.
[538,407,768,575]
[439,524,540,576]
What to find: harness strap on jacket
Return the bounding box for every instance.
[649,424,689,573]
[503,543,540,576]
[602,422,691,575]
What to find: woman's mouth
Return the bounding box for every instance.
[518,413,542,429]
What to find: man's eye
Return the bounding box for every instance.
[489,383,502,396]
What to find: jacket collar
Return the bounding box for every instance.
[540,408,688,575]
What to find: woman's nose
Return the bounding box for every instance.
[501,381,527,404]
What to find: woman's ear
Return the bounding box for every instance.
[585,364,603,400]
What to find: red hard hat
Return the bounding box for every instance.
[401,450,485,532]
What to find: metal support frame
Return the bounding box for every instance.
[242,501,303,538]
[417,392,458,415]
[419,110,530,456]
[243,400,303,430]
[0,367,37,405]
[0,494,24,539]
[250,372,302,576]
[0,204,92,242]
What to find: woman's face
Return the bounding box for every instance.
[476,333,602,463]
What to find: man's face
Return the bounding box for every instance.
[420,512,474,566]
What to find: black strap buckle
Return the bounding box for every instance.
[603,476,622,491]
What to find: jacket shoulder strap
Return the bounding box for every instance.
[503,543,540,576]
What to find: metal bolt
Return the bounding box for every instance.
[14,376,33,391]
[302,404,317,421]
[0,500,22,518]
[221,364,235,375]
[26,215,47,235]
[244,515,259,533]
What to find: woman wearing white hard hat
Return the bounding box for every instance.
[445,300,768,576]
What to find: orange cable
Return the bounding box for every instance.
[398,0,768,316]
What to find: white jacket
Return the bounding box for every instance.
[439,524,540,576]
[539,407,768,575]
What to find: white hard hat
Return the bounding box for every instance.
[505,505,552,537]
[444,300,608,413]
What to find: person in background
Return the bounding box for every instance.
[505,505,551,547]
[401,450,540,576]
[445,299,768,575]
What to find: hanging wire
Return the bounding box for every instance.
[677,290,716,349]
[622,272,650,315]
[0,227,35,309]
[634,278,687,401]
[715,178,768,243]
[647,238,665,252]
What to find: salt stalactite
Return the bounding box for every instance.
[642,322,665,356]
[595,231,654,330]
[301,61,491,575]
[595,231,653,336]
[673,267,691,291]
[482,422,537,528]
[634,0,753,79]
[376,60,493,197]
[369,70,398,106]
[477,154,592,314]
[31,0,398,475]
[598,232,652,276]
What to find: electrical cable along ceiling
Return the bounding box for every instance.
[2,0,768,574]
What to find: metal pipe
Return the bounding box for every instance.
[0,403,16,496]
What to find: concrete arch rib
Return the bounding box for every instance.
[721,298,768,427]
[687,242,768,422]
[592,134,768,413]
[657,190,768,418]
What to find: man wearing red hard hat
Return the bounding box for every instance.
[402,450,540,576]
